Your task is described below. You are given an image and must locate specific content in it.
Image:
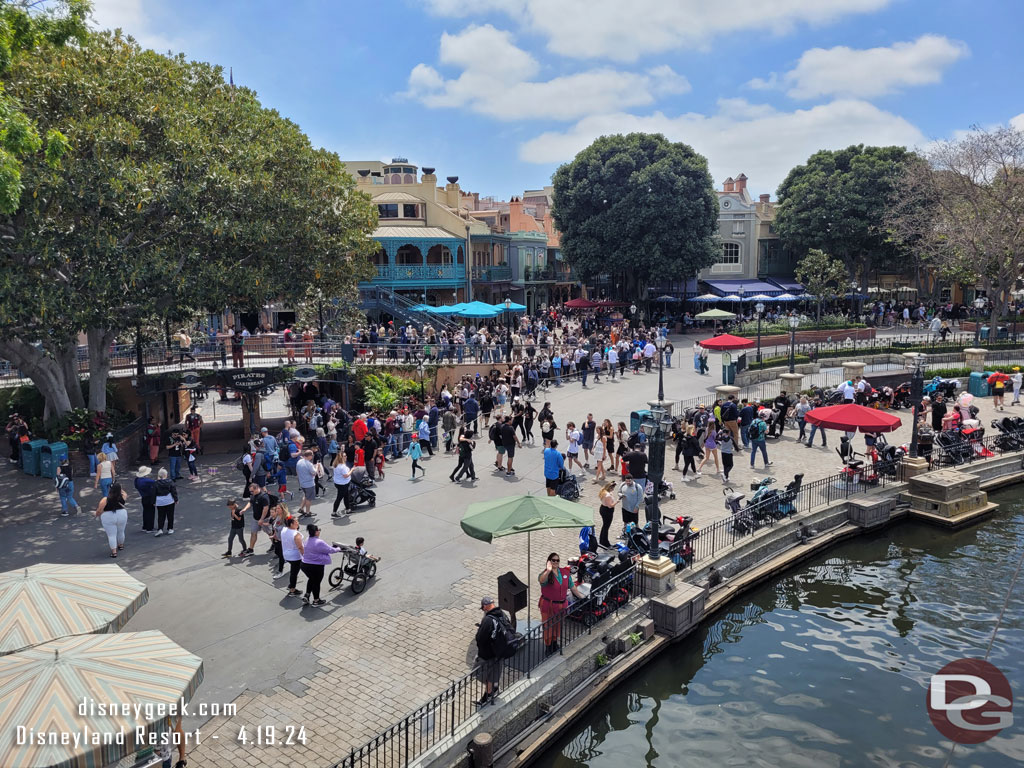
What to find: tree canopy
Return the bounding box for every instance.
[774,145,918,288]
[551,132,719,299]
[0,30,376,421]
[795,248,848,323]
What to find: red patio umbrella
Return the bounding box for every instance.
[564,298,598,309]
[698,334,755,351]
[804,404,902,433]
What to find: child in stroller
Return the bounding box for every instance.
[644,477,676,500]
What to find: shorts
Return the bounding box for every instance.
[545,478,560,490]
[301,486,316,501]
[505,446,515,459]
[278,485,287,495]
[249,518,264,534]
[496,446,506,455]
[478,657,502,685]
[582,439,594,450]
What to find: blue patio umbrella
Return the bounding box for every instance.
[454,301,502,319]
[493,301,527,312]
[690,293,721,303]
[774,293,800,302]
[431,303,468,315]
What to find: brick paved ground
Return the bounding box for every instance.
[0,340,1013,767]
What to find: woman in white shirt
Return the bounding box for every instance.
[94,451,115,497]
[280,516,305,597]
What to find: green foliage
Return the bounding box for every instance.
[925,364,1024,379]
[735,314,864,335]
[595,653,609,668]
[551,133,719,299]
[748,354,811,371]
[628,631,643,648]
[795,249,849,321]
[53,406,132,445]
[775,145,919,283]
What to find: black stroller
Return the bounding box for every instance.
[990,417,1024,451]
[935,430,973,466]
[348,467,377,508]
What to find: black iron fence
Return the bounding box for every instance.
[930,428,1024,468]
[333,564,647,768]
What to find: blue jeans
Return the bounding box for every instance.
[554,368,561,385]
[88,453,98,475]
[807,424,827,446]
[664,353,672,368]
[693,354,700,371]
[59,481,79,513]
[580,367,588,386]
[749,439,769,467]
[740,424,750,449]
[99,477,113,497]
[169,456,181,479]
[456,346,464,363]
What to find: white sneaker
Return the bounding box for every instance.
[273,570,286,579]
[695,471,702,477]
[167,529,174,534]
[681,475,693,482]
[154,530,163,537]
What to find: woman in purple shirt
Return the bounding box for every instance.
[300,524,341,606]
[697,417,721,477]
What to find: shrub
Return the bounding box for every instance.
[747,354,811,371]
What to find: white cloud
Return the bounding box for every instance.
[519,99,926,194]
[405,25,690,121]
[89,0,184,53]
[1010,114,1024,132]
[425,0,895,62]
[759,35,969,99]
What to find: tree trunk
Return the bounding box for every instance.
[0,339,73,424]
[56,343,86,410]
[87,328,117,413]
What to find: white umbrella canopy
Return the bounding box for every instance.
[690,293,722,302]
[748,294,774,302]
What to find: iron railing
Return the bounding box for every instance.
[930,428,1024,468]
[332,564,646,768]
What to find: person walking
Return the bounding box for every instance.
[721,395,741,452]
[717,427,735,483]
[166,430,184,480]
[805,400,828,448]
[300,524,341,606]
[55,460,80,517]
[543,439,564,496]
[565,422,584,473]
[94,482,128,558]
[153,468,178,536]
[280,516,305,598]
[795,395,812,443]
[409,434,424,479]
[592,426,607,483]
[296,450,318,518]
[331,454,352,517]
[145,419,161,465]
[698,345,709,375]
[452,427,477,482]
[222,499,248,558]
[537,553,582,655]
[738,399,754,451]
[134,466,157,531]
[679,425,702,481]
[748,412,772,468]
[697,419,721,476]
[597,481,618,547]
[1012,367,1023,406]
[581,414,596,468]
[692,340,701,372]
[94,451,115,498]
[475,597,510,706]
[500,416,521,476]
[185,407,203,453]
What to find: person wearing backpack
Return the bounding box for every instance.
[748,411,772,469]
[475,596,514,706]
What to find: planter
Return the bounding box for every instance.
[67,422,146,476]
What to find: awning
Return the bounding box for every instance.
[767,278,805,294]
[648,278,699,296]
[703,279,783,297]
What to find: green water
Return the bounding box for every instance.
[544,490,1024,767]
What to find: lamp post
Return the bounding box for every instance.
[416,360,425,401]
[973,296,986,346]
[755,302,765,363]
[504,297,513,362]
[908,361,925,459]
[788,313,800,373]
[630,303,637,322]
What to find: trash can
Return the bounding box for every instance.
[40,441,68,479]
[997,326,1009,340]
[630,409,652,434]
[21,438,48,476]
[980,326,990,341]
[968,371,990,397]
[497,571,529,629]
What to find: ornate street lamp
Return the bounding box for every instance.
[504,297,513,362]
[973,296,987,346]
[908,360,925,459]
[630,303,637,319]
[788,313,800,373]
[755,301,765,364]
[416,360,426,401]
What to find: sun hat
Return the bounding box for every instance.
[135,466,152,477]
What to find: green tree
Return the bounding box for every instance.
[775,145,918,290]
[551,133,719,300]
[0,32,376,421]
[795,248,848,323]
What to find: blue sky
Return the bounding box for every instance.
[92,0,1021,198]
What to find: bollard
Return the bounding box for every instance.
[468,732,493,767]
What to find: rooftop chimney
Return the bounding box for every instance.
[723,177,735,193]
[735,173,748,192]
[759,193,770,204]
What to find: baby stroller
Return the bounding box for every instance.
[327,543,379,594]
[348,467,377,508]
[644,477,676,500]
[991,417,1024,451]
[557,472,582,501]
[935,430,973,466]
[924,376,960,399]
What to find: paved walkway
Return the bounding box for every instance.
[0,344,1012,767]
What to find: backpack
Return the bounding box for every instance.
[234,454,246,471]
[278,442,292,463]
[489,423,500,444]
[489,612,521,659]
[747,421,763,441]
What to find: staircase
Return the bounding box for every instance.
[359,286,460,332]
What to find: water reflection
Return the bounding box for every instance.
[549,491,1024,768]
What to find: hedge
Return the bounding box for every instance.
[747,354,811,371]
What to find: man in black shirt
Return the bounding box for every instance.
[581,414,597,467]
[240,483,273,556]
[500,416,522,476]
[622,445,648,484]
[769,391,790,438]
[930,394,947,431]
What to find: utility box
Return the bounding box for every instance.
[21,439,48,476]
[39,442,69,479]
[497,571,528,629]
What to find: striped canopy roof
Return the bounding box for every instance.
[0,564,149,656]
[0,630,204,768]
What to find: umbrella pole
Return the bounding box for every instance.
[527,531,531,630]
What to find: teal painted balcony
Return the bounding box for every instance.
[522,266,579,283]
[371,264,466,283]
[472,265,512,282]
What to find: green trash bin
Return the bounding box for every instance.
[21,438,48,476]
[980,326,990,341]
[630,409,652,434]
[39,442,69,479]
[968,371,990,397]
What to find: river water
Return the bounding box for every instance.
[545,489,1024,768]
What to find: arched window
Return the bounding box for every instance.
[390,174,401,185]
[404,174,415,184]
[396,244,423,265]
[372,249,387,266]
[427,244,452,264]
[720,243,740,264]
[456,246,464,264]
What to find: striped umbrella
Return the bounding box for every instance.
[0,564,149,656]
[0,630,204,768]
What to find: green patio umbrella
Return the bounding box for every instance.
[694,308,736,320]
[461,494,592,627]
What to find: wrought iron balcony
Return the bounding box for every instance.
[471,265,512,282]
[371,264,466,282]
